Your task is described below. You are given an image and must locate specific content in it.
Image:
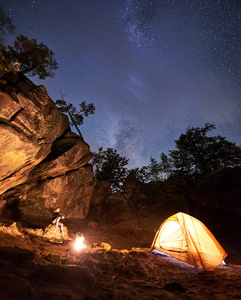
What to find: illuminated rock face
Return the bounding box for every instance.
[0,73,96,221]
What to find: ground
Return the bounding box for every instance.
[0,218,240,300]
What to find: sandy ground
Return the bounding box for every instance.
[0,221,240,300]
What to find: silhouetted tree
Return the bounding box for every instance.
[159,152,173,179]
[129,157,163,183]
[55,91,95,140]
[170,123,241,177]
[148,157,161,181]
[129,166,150,183]
[92,147,129,192]
[0,34,58,79]
[0,46,20,79]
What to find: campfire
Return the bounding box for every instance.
[74,233,87,250]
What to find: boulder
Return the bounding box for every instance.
[0,73,69,195]
[122,175,142,210]
[88,179,142,226]
[123,174,142,194]
[87,221,100,230]
[1,161,97,221]
[43,224,71,242]
[0,222,23,237]
[91,242,111,251]
[28,132,93,181]
[0,73,96,221]
[0,200,6,215]
[102,193,139,225]
[91,181,112,207]
[0,123,42,193]
[0,91,21,119]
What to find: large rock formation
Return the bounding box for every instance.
[89,177,143,226]
[0,73,96,221]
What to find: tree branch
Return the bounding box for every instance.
[60,90,84,140]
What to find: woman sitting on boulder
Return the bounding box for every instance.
[52,207,64,234]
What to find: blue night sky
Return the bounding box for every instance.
[1,0,241,168]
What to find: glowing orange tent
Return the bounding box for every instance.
[151,212,227,271]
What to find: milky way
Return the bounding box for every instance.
[1,0,240,168]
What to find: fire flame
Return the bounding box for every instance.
[74,234,86,250]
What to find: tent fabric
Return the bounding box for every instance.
[151,212,227,271]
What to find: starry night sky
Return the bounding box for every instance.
[1,0,241,168]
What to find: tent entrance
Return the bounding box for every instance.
[158,220,188,253]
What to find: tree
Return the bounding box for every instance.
[147,157,161,181]
[0,45,20,79]
[92,147,129,192]
[129,157,163,183]
[129,166,150,183]
[129,156,164,183]
[170,123,241,177]
[55,91,95,140]
[0,34,58,79]
[159,152,173,179]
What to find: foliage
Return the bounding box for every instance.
[169,123,241,177]
[159,152,173,178]
[0,34,58,79]
[129,155,170,183]
[92,147,129,192]
[130,123,241,183]
[55,91,95,140]
[0,47,20,79]
[128,166,150,183]
[148,157,161,181]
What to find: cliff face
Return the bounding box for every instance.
[0,73,96,221]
